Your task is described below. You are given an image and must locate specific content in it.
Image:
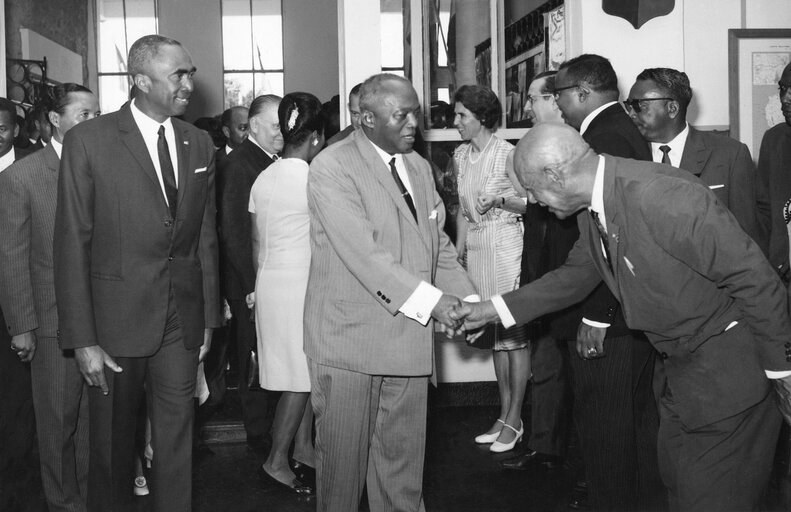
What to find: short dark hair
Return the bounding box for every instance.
[453,84,502,130]
[279,92,324,147]
[128,34,182,77]
[0,98,17,123]
[221,105,247,128]
[45,83,93,126]
[558,54,618,94]
[635,67,693,115]
[248,94,281,119]
[534,70,557,94]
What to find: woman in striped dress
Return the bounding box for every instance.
[453,85,530,453]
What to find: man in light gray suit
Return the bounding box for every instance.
[0,84,100,512]
[305,73,476,511]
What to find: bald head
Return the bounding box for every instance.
[514,123,597,219]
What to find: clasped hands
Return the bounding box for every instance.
[432,295,498,338]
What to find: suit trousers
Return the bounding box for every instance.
[308,358,428,512]
[658,385,780,511]
[227,298,271,440]
[567,333,664,511]
[86,295,198,512]
[0,309,38,512]
[527,334,570,456]
[31,336,89,512]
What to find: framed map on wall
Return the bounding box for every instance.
[729,29,791,158]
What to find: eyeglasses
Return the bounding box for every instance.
[622,97,675,114]
[779,82,791,96]
[552,84,579,99]
[526,94,553,105]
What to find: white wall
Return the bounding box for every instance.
[567,0,791,129]
[158,0,225,119]
[20,28,83,84]
[283,0,339,103]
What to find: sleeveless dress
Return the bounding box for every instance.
[248,158,311,391]
[455,136,529,351]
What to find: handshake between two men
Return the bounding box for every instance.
[431,294,498,338]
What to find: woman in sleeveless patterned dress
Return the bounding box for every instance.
[453,85,531,453]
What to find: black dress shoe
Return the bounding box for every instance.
[257,466,314,496]
[500,449,562,471]
[290,460,316,487]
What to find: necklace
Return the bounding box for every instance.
[467,134,494,164]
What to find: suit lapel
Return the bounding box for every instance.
[679,128,709,176]
[404,154,433,249]
[354,133,424,241]
[42,144,60,172]
[118,104,168,212]
[174,121,191,214]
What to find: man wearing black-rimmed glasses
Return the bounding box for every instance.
[627,67,763,250]
[548,53,663,512]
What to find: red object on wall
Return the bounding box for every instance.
[602,0,675,29]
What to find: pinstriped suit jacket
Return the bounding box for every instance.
[305,130,475,376]
[0,145,59,338]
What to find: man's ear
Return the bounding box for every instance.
[361,110,376,129]
[544,166,563,185]
[667,100,680,120]
[13,123,19,139]
[576,83,591,102]
[221,125,231,139]
[134,73,150,94]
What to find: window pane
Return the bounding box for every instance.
[254,72,284,98]
[380,0,404,70]
[224,73,255,110]
[124,0,157,49]
[97,0,128,73]
[425,0,490,129]
[99,75,132,113]
[222,0,254,71]
[251,0,283,70]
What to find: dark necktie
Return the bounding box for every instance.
[389,157,417,222]
[659,144,672,165]
[590,210,612,272]
[157,125,178,219]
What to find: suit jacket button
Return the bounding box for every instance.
[787,355,791,362]
[417,312,423,319]
[660,352,668,359]
[377,291,382,297]
[165,220,173,227]
[168,256,174,261]
[785,342,791,349]
[386,299,391,304]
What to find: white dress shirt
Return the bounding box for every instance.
[247,137,279,162]
[0,147,16,172]
[50,137,63,159]
[130,99,179,205]
[651,123,689,166]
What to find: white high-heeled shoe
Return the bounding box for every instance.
[490,420,523,453]
[474,418,505,444]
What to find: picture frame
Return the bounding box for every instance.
[728,29,791,158]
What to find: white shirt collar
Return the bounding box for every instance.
[51,137,63,159]
[225,144,233,155]
[580,101,619,136]
[588,155,607,229]
[365,135,414,198]
[650,123,689,166]
[130,98,179,196]
[130,98,174,139]
[0,147,16,172]
[247,136,278,161]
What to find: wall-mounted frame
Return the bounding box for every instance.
[728,29,791,158]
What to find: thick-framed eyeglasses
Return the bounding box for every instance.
[622,97,675,114]
[552,84,580,99]
[779,82,791,96]
[526,94,553,105]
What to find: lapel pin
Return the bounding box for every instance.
[612,233,619,243]
[183,140,189,145]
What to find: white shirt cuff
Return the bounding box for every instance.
[582,317,611,328]
[399,281,443,325]
[491,295,516,329]
[766,370,791,379]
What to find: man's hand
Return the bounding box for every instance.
[576,323,606,359]
[775,375,791,425]
[432,294,463,334]
[199,328,213,362]
[75,345,122,395]
[10,332,37,363]
[451,300,499,332]
[476,194,500,215]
